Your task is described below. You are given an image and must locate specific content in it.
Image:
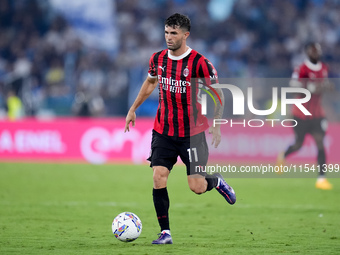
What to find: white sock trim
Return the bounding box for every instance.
[162,230,171,235]
[217,177,221,187]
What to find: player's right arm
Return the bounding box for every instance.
[124,76,158,132]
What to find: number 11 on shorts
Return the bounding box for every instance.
[187,148,198,162]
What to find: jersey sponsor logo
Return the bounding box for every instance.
[157,75,190,93]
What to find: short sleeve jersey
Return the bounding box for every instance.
[291,60,328,119]
[148,47,219,137]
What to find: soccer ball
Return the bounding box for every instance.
[112,212,142,242]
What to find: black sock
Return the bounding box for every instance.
[205,174,218,191]
[153,188,170,231]
[317,149,326,176]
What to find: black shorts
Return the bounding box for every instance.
[294,117,327,142]
[147,130,209,175]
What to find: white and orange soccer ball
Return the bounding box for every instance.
[112,212,142,242]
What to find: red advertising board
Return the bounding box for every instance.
[0,118,339,164]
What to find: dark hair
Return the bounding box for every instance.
[165,13,191,32]
[304,42,318,51]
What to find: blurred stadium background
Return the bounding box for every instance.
[1,0,340,117]
[0,0,339,164]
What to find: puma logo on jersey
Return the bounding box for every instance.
[158,66,165,72]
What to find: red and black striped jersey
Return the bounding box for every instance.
[148,47,218,137]
[291,60,328,119]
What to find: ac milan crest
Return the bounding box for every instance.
[183,67,189,77]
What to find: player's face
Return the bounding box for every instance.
[307,44,322,62]
[165,25,189,51]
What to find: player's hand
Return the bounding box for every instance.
[124,110,136,132]
[209,125,221,148]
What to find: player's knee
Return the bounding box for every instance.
[153,173,166,187]
[153,167,169,188]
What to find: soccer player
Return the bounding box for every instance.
[277,42,333,190]
[124,13,236,244]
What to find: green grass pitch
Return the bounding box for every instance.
[0,162,339,254]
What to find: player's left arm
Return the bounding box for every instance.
[199,58,224,148]
[209,87,224,148]
[310,64,333,94]
[319,66,334,93]
[315,79,334,94]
